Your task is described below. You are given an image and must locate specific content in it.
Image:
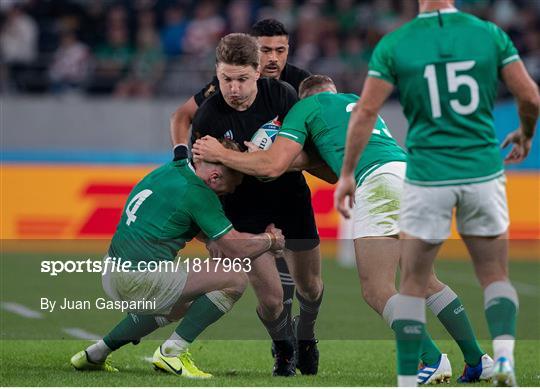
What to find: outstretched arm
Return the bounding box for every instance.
[193,135,303,178]
[215,224,285,259]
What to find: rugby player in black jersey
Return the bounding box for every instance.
[170,19,309,150]
[191,33,323,377]
[169,19,315,374]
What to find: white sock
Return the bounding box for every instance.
[398,375,418,387]
[161,332,191,357]
[426,285,457,316]
[382,293,399,327]
[86,340,112,363]
[493,335,515,366]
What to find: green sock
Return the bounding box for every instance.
[394,319,426,375]
[103,313,160,350]
[427,286,485,366]
[486,297,517,338]
[392,322,440,366]
[175,295,226,342]
[438,297,484,366]
[421,331,442,366]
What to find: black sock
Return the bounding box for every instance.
[296,286,323,340]
[257,307,292,341]
[275,257,295,318]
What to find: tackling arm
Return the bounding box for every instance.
[289,148,338,184]
[193,136,303,178]
[214,225,285,259]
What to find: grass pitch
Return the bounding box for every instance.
[1,251,539,386]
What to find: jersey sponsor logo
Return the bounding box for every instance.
[224,130,234,140]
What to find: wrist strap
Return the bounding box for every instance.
[173,144,189,161]
[264,233,274,251]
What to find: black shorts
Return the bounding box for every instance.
[223,174,320,252]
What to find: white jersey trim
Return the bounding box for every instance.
[501,54,520,66]
[356,163,383,188]
[279,131,299,140]
[417,8,458,18]
[211,224,233,239]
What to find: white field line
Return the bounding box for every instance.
[62,327,101,340]
[1,302,44,318]
[438,272,539,297]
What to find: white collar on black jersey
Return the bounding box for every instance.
[417,8,458,18]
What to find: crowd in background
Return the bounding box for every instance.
[1,0,539,98]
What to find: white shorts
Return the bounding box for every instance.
[399,176,509,243]
[353,161,406,239]
[102,259,188,315]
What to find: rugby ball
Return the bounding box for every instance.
[250,117,280,181]
[250,117,280,150]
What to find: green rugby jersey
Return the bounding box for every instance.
[368,8,520,186]
[279,92,406,186]
[109,159,232,265]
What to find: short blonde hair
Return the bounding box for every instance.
[299,75,336,99]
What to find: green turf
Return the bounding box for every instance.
[1,340,539,386]
[1,252,539,386]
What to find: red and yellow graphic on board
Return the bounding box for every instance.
[2,165,539,244]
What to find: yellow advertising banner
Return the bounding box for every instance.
[2,165,538,258]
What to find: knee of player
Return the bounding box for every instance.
[425,275,446,297]
[259,292,284,315]
[297,278,323,301]
[228,271,248,297]
[360,282,376,304]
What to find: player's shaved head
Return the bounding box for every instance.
[194,139,243,195]
[299,75,337,99]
